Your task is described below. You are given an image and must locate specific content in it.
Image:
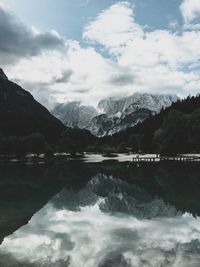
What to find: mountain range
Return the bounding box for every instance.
[0,67,178,141]
[53,93,178,136]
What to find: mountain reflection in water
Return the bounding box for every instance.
[0,161,200,267]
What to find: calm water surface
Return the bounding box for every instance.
[0,160,200,267]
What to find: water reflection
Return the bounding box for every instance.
[0,161,200,266]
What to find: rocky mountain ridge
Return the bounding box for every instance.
[53,101,98,129]
[53,93,178,136]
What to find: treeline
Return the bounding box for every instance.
[0,133,46,157]
[0,128,95,157]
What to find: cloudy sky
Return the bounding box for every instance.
[1,0,200,108]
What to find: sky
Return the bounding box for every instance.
[0,0,200,108]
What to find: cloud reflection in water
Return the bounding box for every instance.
[0,174,200,267]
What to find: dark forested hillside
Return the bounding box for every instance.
[0,69,65,142]
[100,95,200,154]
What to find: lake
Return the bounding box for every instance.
[0,160,200,266]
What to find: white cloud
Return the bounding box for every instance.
[3,1,200,108]
[6,44,131,107]
[180,0,200,24]
[83,1,143,55]
[119,30,200,69]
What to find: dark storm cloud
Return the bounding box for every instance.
[109,73,135,86]
[0,5,65,65]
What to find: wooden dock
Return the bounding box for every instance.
[132,156,200,163]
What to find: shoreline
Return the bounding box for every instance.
[0,153,200,165]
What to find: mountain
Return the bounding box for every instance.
[89,93,178,136]
[86,108,152,136]
[98,93,177,116]
[53,101,98,129]
[53,93,177,137]
[0,68,65,142]
[87,93,177,136]
[101,94,200,154]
